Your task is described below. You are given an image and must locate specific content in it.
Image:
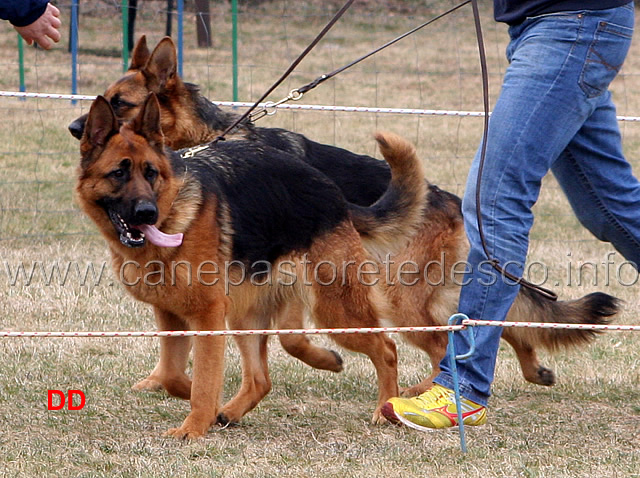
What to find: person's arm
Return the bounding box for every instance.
[0,1,61,50]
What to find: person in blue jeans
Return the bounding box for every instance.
[0,1,61,50]
[382,1,639,430]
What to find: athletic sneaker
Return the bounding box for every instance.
[381,384,487,431]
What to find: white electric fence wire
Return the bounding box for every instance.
[2,90,640,121]
[462,319,640,331]
[0,325,464,338]
[2,321,639,338]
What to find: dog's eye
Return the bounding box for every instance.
[145,167,158,183]
[106,158,131,181]
[110,168,125,179]
[110,95,122,109]
[110,95,136,113]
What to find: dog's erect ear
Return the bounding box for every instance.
[142,37,177,92]
[83,96,118,148]
[129,35,150,70]
[79,96,119,166]
[130,93,164,149]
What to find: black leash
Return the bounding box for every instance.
[222,0,472,128]
[295,0,471,97]
[470,0,558,300]
[249,0,471,122]
[213,0,356,143]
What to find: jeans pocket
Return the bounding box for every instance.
[579,21,633,98]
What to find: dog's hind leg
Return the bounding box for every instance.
[380,283,449,397]
[276,300,344,373]
[501,332,555,386]
[217,325,271,426]
[310,290,398,424]
[307,225,399,424]
[132,307,192,399]
[399,329,448,397]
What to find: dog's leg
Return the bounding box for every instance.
[501,331,555,386]
[307,226,399,424]
[311,293,398,423]
[379,275,451,397]
[217,329,271,426]
[277,300,344,373]
[165,301,227,439]
[132,307,192,399]
[399,330,449,397]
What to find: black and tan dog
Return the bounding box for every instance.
[70,36,620,400]
[76,92,427,437]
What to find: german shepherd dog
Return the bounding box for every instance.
[70,36,619,400]
[76,92,427,437]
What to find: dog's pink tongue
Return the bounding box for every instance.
[137,224,183,247]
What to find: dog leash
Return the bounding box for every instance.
[249,0,472,123]
[470,0,557,301]
[213,0,356,144]
[216,1,471,133]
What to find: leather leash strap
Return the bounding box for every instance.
[213,0,356,143]
[470,0,558,300]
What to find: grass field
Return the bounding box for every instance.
[1,1,639,476]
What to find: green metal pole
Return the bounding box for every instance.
[122,0,129,72]
[232,0,238,102]
[17,34,25,93]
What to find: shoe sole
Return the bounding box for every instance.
[381,402,485,432]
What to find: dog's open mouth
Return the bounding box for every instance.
[107,209,183,248]
[108,209,146,247]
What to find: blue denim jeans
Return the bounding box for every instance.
[434,3,639,406]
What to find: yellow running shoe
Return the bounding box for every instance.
[381,384,487,431]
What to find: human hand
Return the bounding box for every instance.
[14,3,61,50]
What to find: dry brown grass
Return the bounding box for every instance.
[1,1,639,476]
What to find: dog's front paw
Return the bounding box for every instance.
[164,413,215,439]
[164,424,207,440]
[371,407,388,425]
[132,377,165,392]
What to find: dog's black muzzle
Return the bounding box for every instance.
[68,114,88,140]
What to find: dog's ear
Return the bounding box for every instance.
[129,35,150,70]
[142,37,177,93]
[81,96,118,148]
[130,93,165,149]
[79,96,119,166]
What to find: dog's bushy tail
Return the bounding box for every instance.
[506,289,620,350]
[349,132,426,258]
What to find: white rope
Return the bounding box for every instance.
[0,324,464,338]
[462,319,640,331]
[3,90,640,121]
[215,101,489,118]
[3,320,640,338]
[0,91,98,101]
